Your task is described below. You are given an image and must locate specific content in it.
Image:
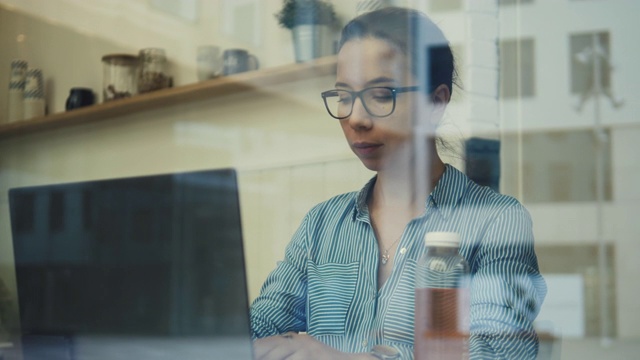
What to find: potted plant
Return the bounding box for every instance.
[275,0,338,63]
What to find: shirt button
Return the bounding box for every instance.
[400,247,407,255]
[362,339,368,348]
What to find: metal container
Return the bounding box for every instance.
[292,24,334,63]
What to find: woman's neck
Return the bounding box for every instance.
[370,143,446,217]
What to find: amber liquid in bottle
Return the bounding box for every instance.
[414,232,470,360]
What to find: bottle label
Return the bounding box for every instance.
[414,287,470,360]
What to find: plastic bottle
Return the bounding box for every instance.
[414,232,470,360]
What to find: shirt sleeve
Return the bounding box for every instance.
[249,214,310,339]
[469,203,547,360]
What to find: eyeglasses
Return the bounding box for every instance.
[320,86,420,120]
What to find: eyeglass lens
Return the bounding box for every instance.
[323,88,395,118]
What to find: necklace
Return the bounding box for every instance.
[381,235,402,265]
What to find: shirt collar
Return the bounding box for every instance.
[353,164,470,222]
[428,164,469,221]
[354,176,376,222]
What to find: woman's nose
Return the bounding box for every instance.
[347,97,373,130]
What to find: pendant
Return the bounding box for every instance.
[381,252,389,265]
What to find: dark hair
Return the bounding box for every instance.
[339,7,457,95]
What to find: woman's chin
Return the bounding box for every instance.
[358,158,381,172]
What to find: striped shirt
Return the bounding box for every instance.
[250,164,547,359]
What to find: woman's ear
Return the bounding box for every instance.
[426,84,451,125]
[432,84,451,105]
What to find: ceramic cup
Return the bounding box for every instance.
[23,68,45,119]
[8,59,28,122]
[222,49,259,76]
[66,87,96,110]
[197,45,222,81]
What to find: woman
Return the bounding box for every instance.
[250,7,546,360]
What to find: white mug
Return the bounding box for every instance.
[197,45,222,81]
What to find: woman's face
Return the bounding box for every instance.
[335,37,425,172]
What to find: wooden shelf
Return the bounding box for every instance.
[0,56,337,140]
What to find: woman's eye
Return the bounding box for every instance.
[338,96,352,104]
[372,94,393,102]
[368,89,394,102]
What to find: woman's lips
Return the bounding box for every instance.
[352,142,382,156]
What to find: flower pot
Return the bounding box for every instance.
[292,24,334,63]
[356,0,393,16]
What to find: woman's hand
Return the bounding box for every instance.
[253,332,373,360]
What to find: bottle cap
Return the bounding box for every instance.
[424,232,460,247]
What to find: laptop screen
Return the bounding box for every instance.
[9,169,253,359]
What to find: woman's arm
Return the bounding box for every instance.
[253,333,377,360]
[250,215,380,360]
[470,203,547,359]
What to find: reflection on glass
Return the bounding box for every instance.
[0,0,639,359]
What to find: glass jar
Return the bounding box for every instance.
[137,48,170,93]
[101,54,138,101]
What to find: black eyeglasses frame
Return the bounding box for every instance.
[320,86,420,120]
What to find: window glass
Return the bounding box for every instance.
[500,38,536,98]
[0,1,639,359]
[502,129,612,202]
[570,31,611,94]
[429,0,463,12]
[499,0,534,5]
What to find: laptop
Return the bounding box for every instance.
[8,168,254,360]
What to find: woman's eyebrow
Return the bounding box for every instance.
[334,77,397,89]
[366,77,397,86]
